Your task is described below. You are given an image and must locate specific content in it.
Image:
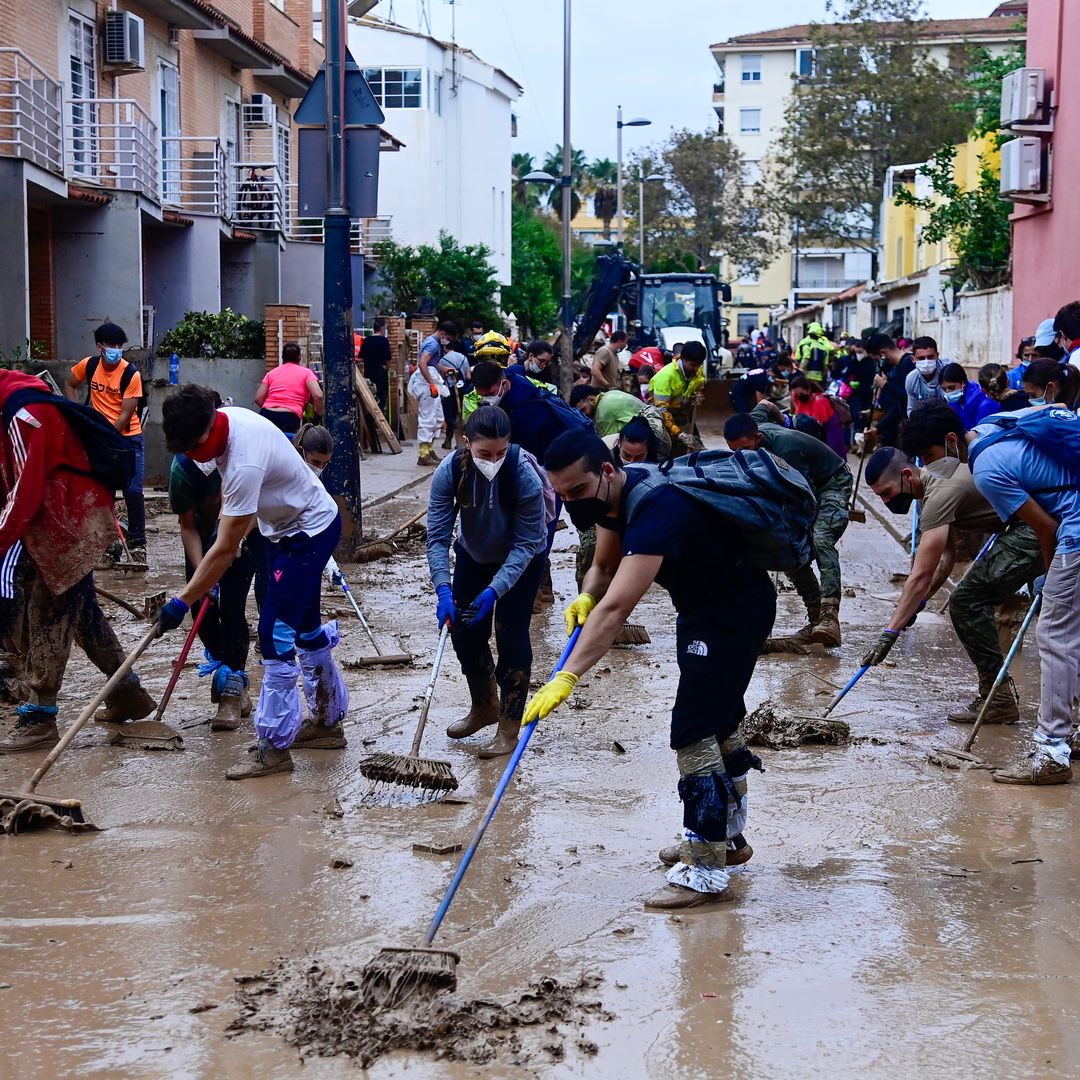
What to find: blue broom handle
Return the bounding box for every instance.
[823,663,870,718]
[424,627,582,946]
[974,532,998,562]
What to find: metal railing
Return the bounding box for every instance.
[161,136,226,215]
[231,161,284,231]
[68,98,157,198]
[360,217,393,257]
[795,276,864,290]
[0,48,63,174]
[284,183,367,250]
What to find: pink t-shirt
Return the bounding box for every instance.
[262,363,316,416]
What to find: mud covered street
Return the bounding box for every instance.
[2,454,1079,1080]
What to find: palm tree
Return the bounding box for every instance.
[542,145,588,221]
[512,152,538,208]
[590,157,618,238]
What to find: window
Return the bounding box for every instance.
[223,97,241,209]
[741,54,762,82]
[276,122,291,185]
[363,68,423,109]
[737,313,759,337]
[739,108,761,134]
[159,60,180,201]
[312,0,323,43]
[797,49,816,79]
[69,12,98,175]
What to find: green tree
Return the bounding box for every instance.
[589,157,618,239]
[764,0,973,262]
[370,232,500,327]
[512,152,540,209]
[542,145,588,221]
[503,202,562,336]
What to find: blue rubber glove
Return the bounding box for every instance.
[436,584,456,628]
[157,597,189,634]
[460,586,497,627]
[1033,574,1046,595]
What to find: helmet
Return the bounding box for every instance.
[472,331,512,362]
[808,322,825,336]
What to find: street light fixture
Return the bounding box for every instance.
[616,107,651,247]
[637,172,664,269]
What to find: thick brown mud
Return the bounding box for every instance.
[2,466,1078,1079]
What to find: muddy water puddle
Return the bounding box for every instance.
[2,486,1079,1078]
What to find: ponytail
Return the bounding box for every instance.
[1024,359,1080,409]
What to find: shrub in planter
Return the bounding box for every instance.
[158,309,264,359]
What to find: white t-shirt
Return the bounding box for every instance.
[216,407,338,540]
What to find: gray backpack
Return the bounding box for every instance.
[623,449,817,571]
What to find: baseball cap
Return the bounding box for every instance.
[1034,318,1057,347]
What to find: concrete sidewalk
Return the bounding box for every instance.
[359,437,440,509]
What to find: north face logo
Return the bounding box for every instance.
[686,640,708,657]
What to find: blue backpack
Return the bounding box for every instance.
[623,448,817,571]
[968,407,1080,480]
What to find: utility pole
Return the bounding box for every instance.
[557,0,574,399]
[322,0,363,556]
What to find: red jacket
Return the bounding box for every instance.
[0,370,115,594]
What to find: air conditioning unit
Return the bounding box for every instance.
[1000,67,1045,128]
[246,93,274,128]
[104,10,145,71]
[1000,137,1044,197]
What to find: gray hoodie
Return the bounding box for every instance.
[905,359,947,415]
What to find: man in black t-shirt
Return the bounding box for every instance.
[358,318,392,415]
[525,429,776,911]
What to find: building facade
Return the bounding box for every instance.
[346,17,521,286]
[709,5,1026,341]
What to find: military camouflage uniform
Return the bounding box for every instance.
[787,469,853,605]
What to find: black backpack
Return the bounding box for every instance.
[82,355,144,432]
[2,387,136,493]
[449,445,520,516]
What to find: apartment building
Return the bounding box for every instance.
[0,0,391,362]
[709,3,1026,340]
[347,16,520,286]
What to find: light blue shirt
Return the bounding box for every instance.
[971,432,1080,552]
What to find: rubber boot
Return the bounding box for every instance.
[0,705,59,753]
[948,676,1019,726]
[809,597,842,647]
[791,602,822,643]
[211,672,247,732]
[478,670,527,759]
[226,736,294,780]
[95,675,156,724]
[946,670,996,724]
[447,666,499,739]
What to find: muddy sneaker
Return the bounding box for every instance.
[211,674,246,732]
[948,680,1019,726]
[127,544,147,567]
[226,738,294,779]
[992,751,1072,786]
[658,837,753,868]
[291,721,347,749]
[644,884,733,910]
[95,679,156,724]
[0,707,60,753]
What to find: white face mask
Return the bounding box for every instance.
[526,360,542,374]
[916,359,937,376]
[480,391,504,407]
[309,463,324,478]
[472,455,506,482]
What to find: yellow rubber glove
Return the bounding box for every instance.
[563,592,596,637]
[522,672,579,727]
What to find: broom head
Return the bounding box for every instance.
[352,652,413,668]
[1,791,96,833]
[848,508,866,523]
[614,622,651,646]
[360,946,460,1008]
[360,752,459,793]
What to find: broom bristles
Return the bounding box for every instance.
[359,752,459,792]
[360,947,459,1007]
[614,622,651,645]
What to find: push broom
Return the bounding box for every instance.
[359,621,458,796]
[360,627,582,1007]
[325,557,412,667]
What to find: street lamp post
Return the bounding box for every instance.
[637,172,664,269]
[616,107,650,248]
[559,0,574,397]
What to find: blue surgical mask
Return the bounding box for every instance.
[1028,396,1046,406]
[944,388,964,403]
[103,347,123,364]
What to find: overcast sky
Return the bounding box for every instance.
[372,0,1010,161]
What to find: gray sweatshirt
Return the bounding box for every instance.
[426,450,547,597]
[905,361,947,415]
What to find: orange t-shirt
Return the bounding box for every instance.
[71,356,143,435]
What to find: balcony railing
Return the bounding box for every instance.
[361,217,393,257]
[0,48,63,174]
[284,183,365,250]
[794,277,863,291]
[161,136,226,215]
[231,162,284,231]
[68,98,157,199]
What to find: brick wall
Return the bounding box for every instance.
[27,206,56,358]
[264,303,311,370]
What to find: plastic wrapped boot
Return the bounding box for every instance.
[95,674,156,724]
[226,658,301,777]
[212,671,248,732]
[0,704,59,753]
[447,664,499,739]
[294,622,349,749]
[809,597,842,647]
[659,833,753,868]
[478,670,527,759]
[946,670,996,724]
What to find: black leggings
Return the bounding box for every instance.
[260,408,302,435]
[184,533,259,673]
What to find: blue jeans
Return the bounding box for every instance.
[258,513,342,662]
[123,434,145,547]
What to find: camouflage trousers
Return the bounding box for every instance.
[788,470,853,606]
[950,523,1043,677]
[576,526,597,592]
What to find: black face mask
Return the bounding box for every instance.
[565,474,610,531]
[884,475,914,515]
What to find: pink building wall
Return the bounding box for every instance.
[1011,0,1078,342]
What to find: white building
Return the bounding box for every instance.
[347,17,522,285]
[709,4,1026,340]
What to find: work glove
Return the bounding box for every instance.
[902,600,926,629]
[156,597,189,635]
[460,586,497,626]
[563,592,596,637]
[860,628,900,667]
[1033,574,1046,595]
[436,583,456,628]
[429,382,440,399]
[522,672,580,727]
[325,555,344,586]
[689,390,705,407]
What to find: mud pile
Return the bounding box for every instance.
[743,703,851,749]
[228,961,613,1068]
